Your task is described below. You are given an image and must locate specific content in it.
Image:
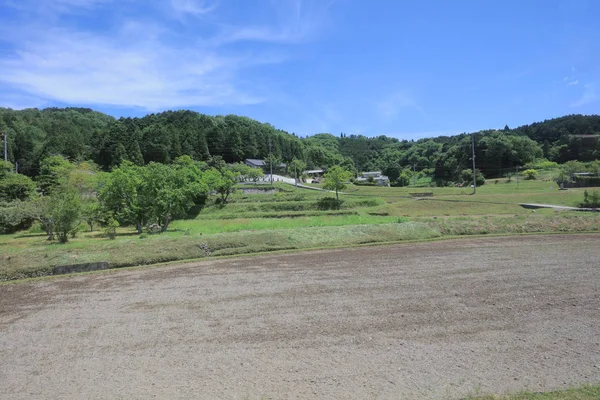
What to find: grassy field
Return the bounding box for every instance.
[1,178,599,281]
[0,222,438,280]
[468,384,600,399]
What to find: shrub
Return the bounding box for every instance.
[573,175,600,186]
[0,173,37,201]
[104,217,119,239]
[316,197,342,210]
[139,233,148,239]
[581,190,600,208]
[522,169,539,180]
[460,169,485,186]
[0,200,32,233]
[524,159,559,170]
[28,221,44,234]
[555,170,570,185]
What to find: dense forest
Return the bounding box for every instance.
[1,107,600,183]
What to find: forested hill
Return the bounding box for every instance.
[1,107,599,180]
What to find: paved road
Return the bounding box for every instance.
[1,235,599,399]
[519,203,582,210]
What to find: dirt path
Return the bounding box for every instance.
[1,235,599,399]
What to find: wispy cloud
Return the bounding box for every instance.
[0,0,334,110]
[212,0,336,45]
[377,92,427,119]
[571,83,597,107]
[564,76,579,86]
[170,0,218,16]
[0,27,264,110]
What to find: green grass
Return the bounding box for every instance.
[2,177,598,281]
[170,214,401,235]
[0,222,437,281]
[467,384,600,399]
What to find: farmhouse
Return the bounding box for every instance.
[356,171,390,186]
[244,159,287,171]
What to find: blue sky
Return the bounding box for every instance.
[0,0,598,139]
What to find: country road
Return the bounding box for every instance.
[1,235,599,399]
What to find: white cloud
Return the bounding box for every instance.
[563,76,579,86]
[377,92,427,119]
[212,0,336,45]
[571,83,597,107]
[0,0,336,110]
[170,0,218,16]
[0,26,266,110]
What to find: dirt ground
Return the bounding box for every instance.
[1,235,599,399]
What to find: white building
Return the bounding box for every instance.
[356,171,390,186]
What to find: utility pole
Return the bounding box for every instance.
[1,131,6,163]
[516,166,519,189]
[294,161,298,188]
[413,164,417,187]
[471,133,477,194]
[268,137,273,186]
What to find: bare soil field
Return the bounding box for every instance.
[1,235,599,399]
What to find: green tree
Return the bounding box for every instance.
[0,199,32,234]
[264,153,282,175]
[523,169,539,180]
[0,171,36,201]
[81,199,102,231]
[0,160,13,177]
[290,158,307,182]
[49,184,82,243]
[98,162,149,234]
[146,162,208,232]
[322,166,353,201]
[205,168,237,204]
[247,168,264,182]
[460,169,485,186]
[38,155,75,195]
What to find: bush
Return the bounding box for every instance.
[573,175,600,187]
[460,169,485,186]
[522,169,539,180]
[581,190,600,208]
[316,197,342,210]
[104,217,119,239]
[28,221,44,234]
[555,170,570,185]
[0,200,32,233]
[524,159,559,170]
[0,173,37,201]
[139,233,148,239]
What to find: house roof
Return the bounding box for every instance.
[245,159,287,168]
[245,159,266,166]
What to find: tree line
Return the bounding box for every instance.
[1,107,600,185]
[0,155,263,239]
